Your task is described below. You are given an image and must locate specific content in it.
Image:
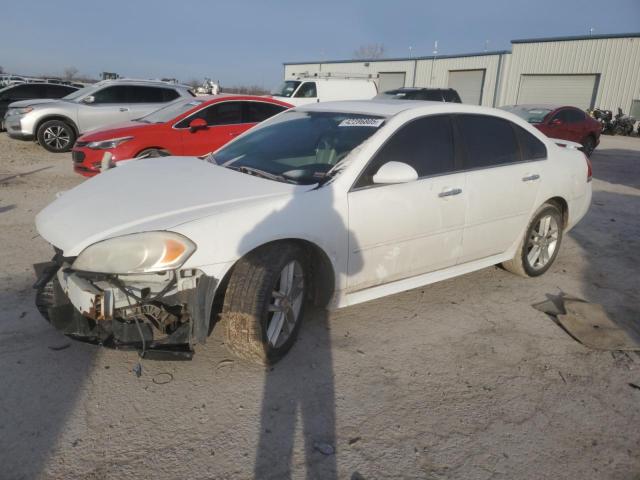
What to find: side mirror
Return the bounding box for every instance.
[82,95,95,104]
[189,118,208,132]
[372,161,418,185]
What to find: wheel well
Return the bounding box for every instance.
[209,239,336,333]
[135,147,171,157]
[546,196,569,229]
[35,116,78,137]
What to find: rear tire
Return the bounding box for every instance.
[37,120,76,153]
[220,243,308,365]
[502,203,563,278]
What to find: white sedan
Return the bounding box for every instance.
[34,100,592,364]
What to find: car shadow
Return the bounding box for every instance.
[568,187,640,342]
[590,147,640,189]
[223,181,362,479]
[0,274,96,480]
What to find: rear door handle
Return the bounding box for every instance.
[522,174,540,182]
[119,107,129,112]
[438,188,462,198]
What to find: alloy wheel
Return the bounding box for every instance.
[526,214,559,270]
[266,260,304,348]
[43,125,71,150]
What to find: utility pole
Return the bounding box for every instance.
[429,40,438,87]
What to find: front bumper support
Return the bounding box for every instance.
[33,260,218,356]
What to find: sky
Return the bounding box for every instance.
[1,0,639,90]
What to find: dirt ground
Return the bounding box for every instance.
[0,133,639,480]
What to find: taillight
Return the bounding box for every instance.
[585,154,593,182]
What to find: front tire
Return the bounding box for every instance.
[37,120,76,153]
[220,243,307,365]
[502,203,563,277]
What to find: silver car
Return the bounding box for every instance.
[4,79,194,152]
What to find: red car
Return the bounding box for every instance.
[72,95,292,176]
[502,104,601,156]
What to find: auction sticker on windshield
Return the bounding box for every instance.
[338,118,385,127]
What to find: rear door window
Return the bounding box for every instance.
[354,114,456,188]
[456,114,520,168]
[294,82,317,98]
[419,90,444,101]
[565,109,586,123]
[245,102,288,123]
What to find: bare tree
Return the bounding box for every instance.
[186,78,202,88]
[353,44,385,60]
[62,66,79,80]
[0,65,4,74]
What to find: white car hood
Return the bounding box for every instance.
[9,98,61,108]
[36,156,297,256]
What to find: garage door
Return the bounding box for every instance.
[448,69,485,105]
[378,72,406,92]
[516,74,598,109]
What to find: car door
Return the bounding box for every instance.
[77,85,132,132]
[126,86,179,120]
[565,108,589,142]
[347,114,466,292]
[454,114,547,263]
[175,101,246,155]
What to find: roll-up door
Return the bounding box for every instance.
[378,72,406,92]
[516,74,598,109]
[448,69,485,105]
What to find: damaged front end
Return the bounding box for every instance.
[33,252,217,359]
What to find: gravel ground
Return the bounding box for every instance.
[0,134,639,480]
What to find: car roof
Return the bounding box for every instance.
[296,99,506,117]
[92,78,192,89]
[503,104,564,111]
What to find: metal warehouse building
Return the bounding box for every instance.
[283,32,640,115]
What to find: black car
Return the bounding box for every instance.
[376,87,462,103]
[0,82,79,130]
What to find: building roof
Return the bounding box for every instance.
[512,32,640,44]
[283,50,510,66]
[284,32,640,65]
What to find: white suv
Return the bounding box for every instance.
[4,79,193,152]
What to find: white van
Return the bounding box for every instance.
[271,77,378,106]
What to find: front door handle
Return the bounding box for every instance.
[119,107,129,112]
[438,187,462,198]
[522,174,540,182]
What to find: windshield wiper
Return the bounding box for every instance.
[231,165,295,184]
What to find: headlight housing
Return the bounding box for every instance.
[9,106,33,115]
[72,232,196,274]
[87,136,134,150]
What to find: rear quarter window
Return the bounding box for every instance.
[515,125,547,160]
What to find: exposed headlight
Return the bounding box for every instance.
[9,107,33,115]
[72,232,197,274]
[87,136,134,150]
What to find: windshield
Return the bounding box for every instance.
[62,84,97,101]
[502,106,552,124]
[210,110,386,185]
[272,81,301,98]
[137,99,204,123]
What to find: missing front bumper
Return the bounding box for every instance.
[33,260,218,355]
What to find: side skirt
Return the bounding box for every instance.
[332,252,513,309]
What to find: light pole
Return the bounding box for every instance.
[429,40,438,87]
